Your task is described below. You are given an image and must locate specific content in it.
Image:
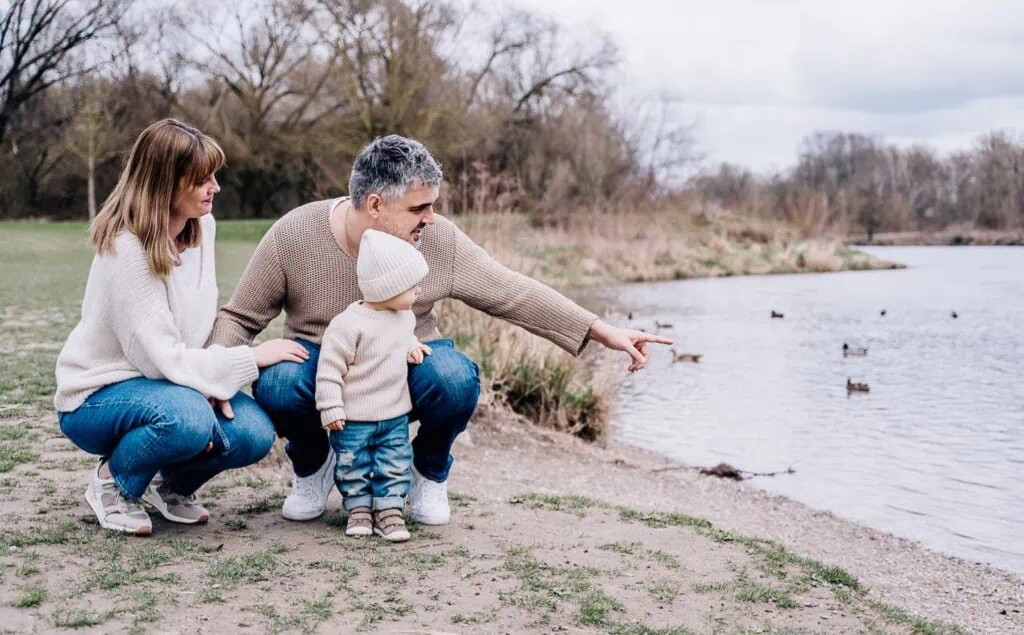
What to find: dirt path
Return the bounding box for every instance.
[2,408,1021,634]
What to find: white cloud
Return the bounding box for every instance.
[509,0,1024,170]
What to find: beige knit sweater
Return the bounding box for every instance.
[315,302,419,425]
[55,215,259,412]
[209,198,598,354]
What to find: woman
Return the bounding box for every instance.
[54,119,307,535]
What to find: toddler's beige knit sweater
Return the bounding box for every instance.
[315,302,419,426]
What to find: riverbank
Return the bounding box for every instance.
[455,209,903,288]
[849,228,1024,247]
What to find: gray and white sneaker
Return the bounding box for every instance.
[85,462,152,535]
[142,473,210,524]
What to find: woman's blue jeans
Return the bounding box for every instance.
[58,377,276,500]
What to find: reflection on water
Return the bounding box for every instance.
[577,247,1024,575]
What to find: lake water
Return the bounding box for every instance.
[579,247,1024,576]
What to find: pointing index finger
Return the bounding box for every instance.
[639,333,674,345]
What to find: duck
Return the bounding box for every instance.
[771,310,784,319]
[671,349,702,363]
[951,311,958,319]
[627,312,633,321]
[655,320,673,330]
[846,377,870,393]
[880,309,887,317]
[843,343,868,357]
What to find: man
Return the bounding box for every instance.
[209,135,671,525]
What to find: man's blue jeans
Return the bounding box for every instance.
[330,415,412,511]
[254,339,480,482]
[58,377,277,499]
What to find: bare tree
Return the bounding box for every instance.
[0,0,128,146]
[65,79,124,218]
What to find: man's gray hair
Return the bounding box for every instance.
[349,135,443,209]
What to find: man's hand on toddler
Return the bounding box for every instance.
[407,343,432,364]
[324,420,345,431]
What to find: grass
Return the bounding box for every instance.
[868,601,971,635]
[53,608,114,628]
[501,545,624,627]
[618,508,713,530]
[14,585,47,608]
[647,580,680,603]
[735,582,798,609]
[207,550,279,588]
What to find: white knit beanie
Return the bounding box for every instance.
[356,229,429,302]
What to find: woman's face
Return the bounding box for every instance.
[172,173,221,220]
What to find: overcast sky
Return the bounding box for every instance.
[510,0,1024,172]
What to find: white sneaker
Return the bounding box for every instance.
[142,473,210,524]
[85,462,152,535]
[281,452,336,521]
[409,464,450,525]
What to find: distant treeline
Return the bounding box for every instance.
[0,0,693,220]
[2,0,1023,236]
[693,131,1024,238]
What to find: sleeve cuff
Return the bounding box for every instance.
[227,345,260,388]
[321,407,346,428]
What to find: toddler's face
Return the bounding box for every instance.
[383,286,420,311]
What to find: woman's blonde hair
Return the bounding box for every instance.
[90,118,225,276]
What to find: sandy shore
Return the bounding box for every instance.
[450,419,1024,634]
[3,411,1022,633]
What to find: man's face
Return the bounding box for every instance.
[371,184,439,244]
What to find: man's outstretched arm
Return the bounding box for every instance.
[448,223,672,370]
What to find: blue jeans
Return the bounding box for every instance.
[330,415,412,511]
[254,339,479,482]
[58,377,276,499]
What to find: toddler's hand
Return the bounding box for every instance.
[407,343,432,364]
[324,420,345,431]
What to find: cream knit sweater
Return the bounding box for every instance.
[315,302,419,425]
[54,215,259,412]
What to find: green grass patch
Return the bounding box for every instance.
[14,585,47,608]
[53,608,114,628]
[207,550,279,588]
[736,582,798,609]
[608,624,697,635]
[0,441,39,472]
[352,592,412,631]
[618,508,713,530]
[509,493,604,516]
[693,581,730,593]
[599,541,642,555]
[0,520,90,548]
[501,545,622,627]
[238,494,286,516]
[451,610,497,625]
[648,549,680,569]
[869,600,970,635]
[647,580,680,603]
[199,588,225,604]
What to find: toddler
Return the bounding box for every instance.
[316,229,432,541]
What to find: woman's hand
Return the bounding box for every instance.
[408,343,432,364]
[324,420,345,431]
[253,339,309,368]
